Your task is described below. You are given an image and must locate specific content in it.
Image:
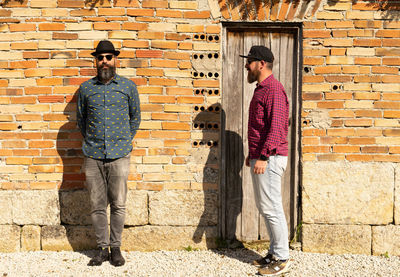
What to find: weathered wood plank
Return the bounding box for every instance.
[241,32,261,241]
[224,31,244,241]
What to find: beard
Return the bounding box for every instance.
[97,64,115,82]
[247,68,259,83]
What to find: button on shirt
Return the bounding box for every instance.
[248,74,289,160]
[77,74,141,160]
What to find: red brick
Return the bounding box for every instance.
[15,114,42,121]
[25,87,52,95]
[136,50,163,58]
[11,97,36,104]
[348,137,375,145]
[142,0,168,8]
[184,11,211,19]
[39,23,65,31]
[38,96,65,103]
[162,122,190,131]
[58,0,85,8]
[127,9,154,16]
[382,39,400,47]
[9,23,36,32]
[317,101,344,109]
[354,57,381,65]
[136,68,163,77]
[11,42,38,50]
[303,146,331,153]
[376,30,400,38]
[98,8,126,16]
[354,110,382,118]
[164,52,190,60]
[23,51,50,59]
[346,154,373,162]
[122,22,148,30]
[151,41,178,49]
[156,9,182,18]
[148,78,176,86]
[383,57,400,65]
[332,30,348,38]
[52,69,79,76]
[9,61,37,69]
[123,40,149,48]
[151,60,178,68]
[94,22,121,30]
[114,0,140,7]
[353,39,381,47]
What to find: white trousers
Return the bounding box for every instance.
[250,155,289,260]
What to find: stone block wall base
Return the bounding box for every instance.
[302,161,394,225]
[302,224,371,255]
[21,225,41,251]
[39,225,217,251]
[42,225,96,251]
[122,225,218,251]
[0,225,20,252]
[372,225,400,256]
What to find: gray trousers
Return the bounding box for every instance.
[250,155,289,260]
[83,154,130,248]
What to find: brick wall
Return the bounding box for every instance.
[0,0,400,254]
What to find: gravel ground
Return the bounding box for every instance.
[1,249,400,277]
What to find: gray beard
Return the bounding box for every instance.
[98,66,115,83]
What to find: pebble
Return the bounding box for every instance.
[0,249,399,276]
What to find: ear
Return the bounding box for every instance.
[259,60,266,69]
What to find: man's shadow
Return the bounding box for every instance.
[192,104,262,263]
[56,89,96,254]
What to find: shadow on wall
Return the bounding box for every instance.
[191,104,246,250]
[191,105,262,263]
[191,103,222,248]
[56,89,96,251]
[224,0,400,20]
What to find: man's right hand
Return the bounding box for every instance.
[245,156,250,167]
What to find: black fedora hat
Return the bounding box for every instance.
[91,40,120,57]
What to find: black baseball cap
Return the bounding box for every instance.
[239,45,274,63]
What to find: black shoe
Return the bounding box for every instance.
[110,247,125,267]
[252,253,274,267]
[88,247,109,266]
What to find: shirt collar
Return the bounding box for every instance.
[94,74,120,85]
[256,74,274,88]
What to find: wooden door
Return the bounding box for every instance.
[221,26,300,242]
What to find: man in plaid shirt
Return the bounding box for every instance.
[240,46,291,276]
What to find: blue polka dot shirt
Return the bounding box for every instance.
[77,74,141,159]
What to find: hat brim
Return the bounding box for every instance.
[91,50,120,57]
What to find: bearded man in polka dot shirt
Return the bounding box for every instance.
[77,40,141,267]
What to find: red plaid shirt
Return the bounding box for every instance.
[248,74,289,159]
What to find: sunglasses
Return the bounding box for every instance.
[96,54,114,61]
[246,58,260,65]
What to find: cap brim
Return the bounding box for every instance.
[239,54,257,59]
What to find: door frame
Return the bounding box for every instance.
[220,22,303,241]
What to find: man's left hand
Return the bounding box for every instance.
[253,160,268,174]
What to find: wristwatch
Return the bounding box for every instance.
[259,154,268,161]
